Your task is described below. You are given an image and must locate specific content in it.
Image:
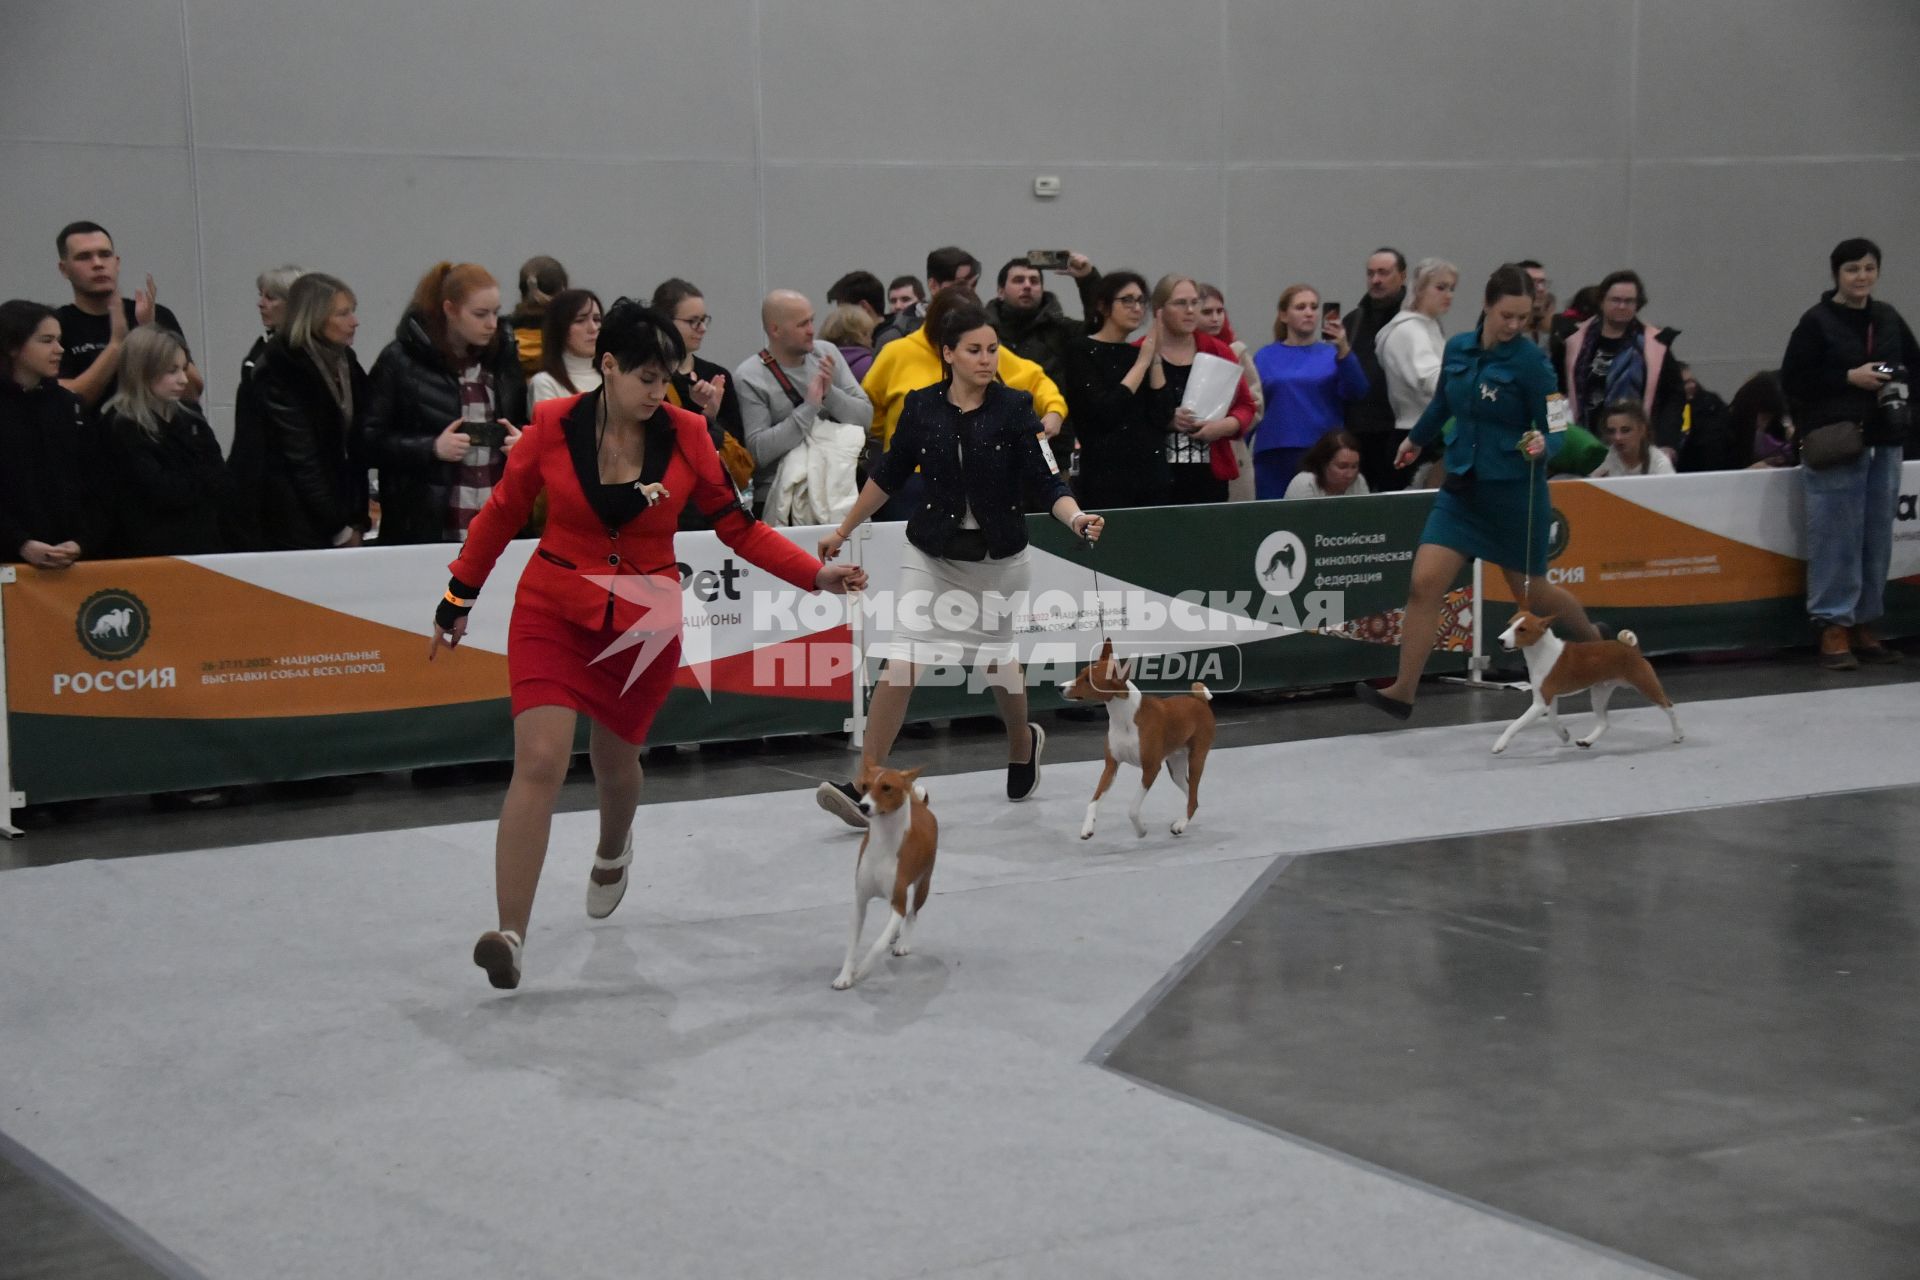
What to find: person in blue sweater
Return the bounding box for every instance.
[1356,264,1602,720]
[1250,284,1369,498]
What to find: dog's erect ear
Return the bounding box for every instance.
[855,758,878,788]
[1538,614,1559,630]
[901,766,924,783]
[1096,638,1114,664]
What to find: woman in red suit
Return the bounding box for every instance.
[430,301,864,989]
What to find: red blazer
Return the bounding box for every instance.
[450,394,821,632]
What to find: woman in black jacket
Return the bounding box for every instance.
[1061,269,1173,507]
[102,324,229,557]
[1,299,104,567]
[234,273,370,550]
[360,262,529,544]
[812,299,1107,826]
[1780,236,1920,670]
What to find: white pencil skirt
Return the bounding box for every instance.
[888,542,1031,667]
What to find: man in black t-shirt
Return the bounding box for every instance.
[53,220,202,409]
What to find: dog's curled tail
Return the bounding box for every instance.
[911,784,929,804]
[1189,683,1213,701]
[1617,629,1639,649]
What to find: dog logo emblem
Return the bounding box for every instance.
[76,589,151,661]
[1480,382,1499,402]
[1253,529,1308,598]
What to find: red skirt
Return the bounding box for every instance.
[508,606,681,745]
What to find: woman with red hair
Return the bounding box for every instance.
[361,262,530,544]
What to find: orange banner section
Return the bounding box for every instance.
[1485,483,1803,607]
[6,559,507,720]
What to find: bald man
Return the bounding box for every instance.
[734,290,874,512]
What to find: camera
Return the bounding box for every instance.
[465,421,508,450]
[1026,250,1072,271]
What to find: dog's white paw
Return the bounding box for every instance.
[1491,742,1507,755]
[890,941,912,957]
[1170,818,1187,836]
[831,974,853,990]
[1673,731,1685,743]
[1556,728,1571,744]
[1577,738,1593,749]
[1130,818,1148,838]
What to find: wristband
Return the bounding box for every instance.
[436,575,479,631]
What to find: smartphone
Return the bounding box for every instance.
[1026,249,1072,271]
[1874,363,1897,376]
[466,421,507,450]
[1322,301,1343,324]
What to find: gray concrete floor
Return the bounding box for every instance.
[3,651,1917,1280]
[1103,787,1920,1280]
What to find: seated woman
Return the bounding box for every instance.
[1283,430,1369,498]
[1589,399,1676,477]
[1724,371,1796,468]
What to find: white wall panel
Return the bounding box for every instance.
[185,0,758,160]
[1636,0,1920,160]
[759,0,1221,166]
[1225,0,1635,165]
[0,141,204,360]
[192,152,761,408]
[0,2,189,147]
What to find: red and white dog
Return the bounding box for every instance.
[1060,640,1216,839]
[832,763,937,990]
[1492,610,1684,754]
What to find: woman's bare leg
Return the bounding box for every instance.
[587,719,642,886]
[860,659,922,772]
[1382,544,1470,703]
[1501,567,1599,640]
[493,705,578,937]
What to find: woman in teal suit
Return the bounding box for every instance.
[1357,264,1601,719]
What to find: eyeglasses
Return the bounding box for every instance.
[1113,294,1147,307]
[679,314,713,330]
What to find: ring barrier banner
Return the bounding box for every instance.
[1483,464,1920,651]
[2,532,852,804]
[6,465,1917,807]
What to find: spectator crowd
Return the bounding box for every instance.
[2,221,1914,667]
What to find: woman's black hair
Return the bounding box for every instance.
[596,298,685,372]
[1596,269,1648,309]
[1829,237,1881,278]
[1089,270,1150,329]
[934,298,996,356]
[0,299,58,366]
[1727,370,1790,462]
[1483,263,1536,307]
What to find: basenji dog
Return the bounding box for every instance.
[1493,610,1684,754]
[1059,640,1216,839]
[832,763,938,990]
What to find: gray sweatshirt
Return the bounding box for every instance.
[734,339,874,503]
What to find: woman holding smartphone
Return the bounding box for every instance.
[361,262,529,544]
[1250,285,1368,498]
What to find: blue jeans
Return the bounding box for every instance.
[1802,445,1903,627]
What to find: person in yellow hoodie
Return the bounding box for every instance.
[863,285,1067,450]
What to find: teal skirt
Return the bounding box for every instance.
[1420,476,1549,576]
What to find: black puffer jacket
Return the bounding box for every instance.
[359,313,528,545]
[232,341,371,551]
[0,379,106,561]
